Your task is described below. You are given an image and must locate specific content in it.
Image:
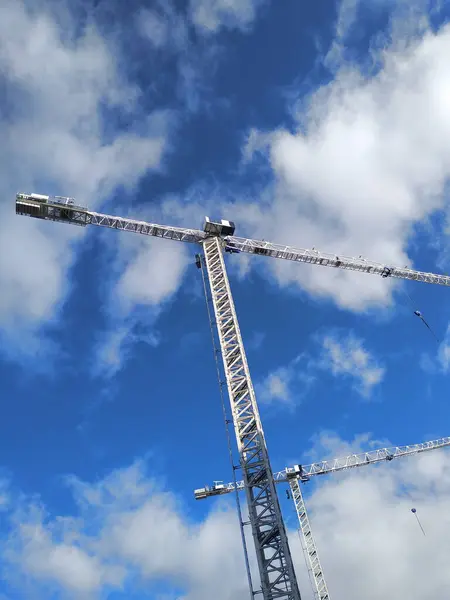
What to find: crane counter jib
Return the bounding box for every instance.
[15,192,450,288]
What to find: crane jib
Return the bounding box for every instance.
[15,193,450,287]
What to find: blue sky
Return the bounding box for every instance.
[1,0,450,598]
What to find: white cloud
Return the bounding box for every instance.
[259,368,292,404]
[93,323,160,378]
[240,19,450,311]
[257,332,383,405]
[302,432,450,599]
[138,10,171,49]
[137,3,188,52]
[0,479,10,513]
[257,355,316,407]
[323,0,438,71]
[189,0,266,34]
[3,435,450,599]
[248,331,266,350]
[323,0,393,71]
[4,461,252,600]
[419,322,450,374]
[93,228,191,376]
[116,238,190,312]
[437,324,450,372]
[6,512,125,595]
[0,0,171,357]
[319,333,385,397]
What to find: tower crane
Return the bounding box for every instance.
[15,192,450,600]
[194,436,450,600]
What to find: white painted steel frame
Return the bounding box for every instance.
[196,438,450,600]
[202,236,301,600]
[197,437,450,495]
[15,196,450,288]
[288,477,329,600]
[225,237,450,287]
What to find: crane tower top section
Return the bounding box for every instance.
[204,216,235,237]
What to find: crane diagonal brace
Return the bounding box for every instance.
[202,236,301,600]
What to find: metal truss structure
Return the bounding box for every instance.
[16,194,450,287]
[203,237,300,599]
[288,477,330,600]
[194,437,450,496]
[195,436,450,600]
[15,191,450,600]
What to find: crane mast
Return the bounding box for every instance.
[195,437,450,600]
[287,477,329,600]
[203,236,301,600]
[15,191,450,600]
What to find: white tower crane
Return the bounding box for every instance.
[194,437,450,600]
[15,192,450,600]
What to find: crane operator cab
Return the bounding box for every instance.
[203,216,235,237]
[194,481,226,500]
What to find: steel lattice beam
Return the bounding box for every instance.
[202,236,301,600]
[16,194,450,288]
[195,437,450,600]
[194,437,450,497]
[288,478,329,600]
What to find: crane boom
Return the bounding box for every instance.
[15,193,450,287]
[193,436,450,498]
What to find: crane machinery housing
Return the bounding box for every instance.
[15,191,450,600]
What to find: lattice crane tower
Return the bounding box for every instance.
[15,192,450,600]
[195,437,450,600]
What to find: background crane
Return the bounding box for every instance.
[194,437,450,600]
[15,192,450,600]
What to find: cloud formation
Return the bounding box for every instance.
[2,433,450,599]
[4,461,252,600]
[258,331,383,405]
[0,0,170,358]
[93,232,190,377]
[319,333,385,397]
[257,355,315,406]
[241,18,450,311]
[437,324,450,372]
[189,0,266,34]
